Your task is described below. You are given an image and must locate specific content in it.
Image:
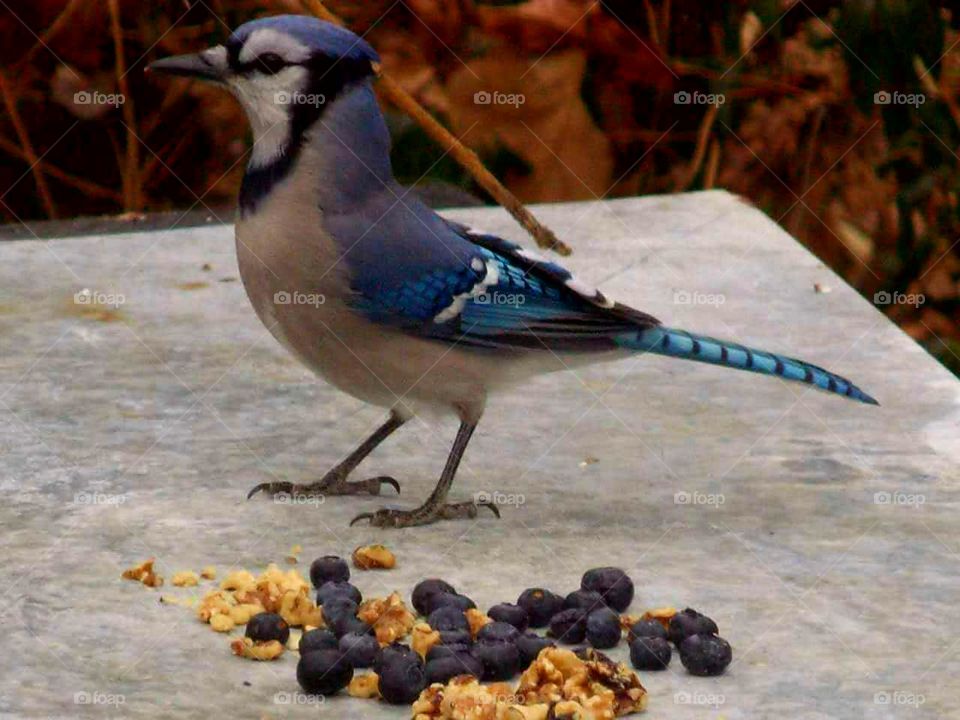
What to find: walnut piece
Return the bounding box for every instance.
[356,591,415,645]
[121,558,163,588]
[200,565,217,580]
[412,676,537,720]
[516,647,646,719]
[640,607,677,631]
[230,637,284,661]
[352,544,397,570]
[347,673,380,699]
[466,608,492,639]
[411,622,441,660]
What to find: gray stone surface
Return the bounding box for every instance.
[1,190,957,719]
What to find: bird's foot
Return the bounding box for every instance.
[246,474,400,501]
[349,500,500,528]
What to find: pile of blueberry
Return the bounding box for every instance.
[254,556,733,705]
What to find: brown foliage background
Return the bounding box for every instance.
[1,0,959,373]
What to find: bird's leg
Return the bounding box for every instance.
[247,411,406,500]
[350,420,500,528]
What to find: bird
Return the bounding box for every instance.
[147,15,877,528]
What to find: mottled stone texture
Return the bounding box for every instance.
[1,192,957,719]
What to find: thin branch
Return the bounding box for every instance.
[0,72,57,217]
[107,0,142,211]
[299,0,572,256]
[676,101,719,190]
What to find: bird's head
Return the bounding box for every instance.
[147,15,380,166]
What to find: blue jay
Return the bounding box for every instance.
[148,15,877,527]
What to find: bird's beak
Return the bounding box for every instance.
[146,47,227,82]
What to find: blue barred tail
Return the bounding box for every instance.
[618,326,878,405]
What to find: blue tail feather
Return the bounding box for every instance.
[618,326,878,405]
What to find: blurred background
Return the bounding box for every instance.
[1,0,958,374]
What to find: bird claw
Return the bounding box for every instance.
[246,481,292,500]
[348,500,501,528]
[246,475,399,501]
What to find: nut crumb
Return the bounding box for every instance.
[411,622,441,659]
[200,566,216,580]
[230,637,284,661]
[172,571,199,587]
[121,558,163,588]
[347,673,380,699]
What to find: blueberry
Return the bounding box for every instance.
[629,636,672,670]
[296,649,354,695]
[373,642,419,675]
[245,612,290,644]
[378,653,427,704]
[309,555,350,588]
[563,590,605,613]
[427,605,469,632]
[585,608,621,649]
[427,643,472,662]
[487,603,529,632]
[581,567,634,612]
[516,632,554,666]
[517,588,564,628]
[667,608,718,646]
[472,640,522,681]
[437,629,472,646]
[548,608,587,644]
[425,652,483,684]
[316,581,362,606]
[333,615,371,638]
[477,621,520,644]
[679,634,731,676]
[299,628,338,654]
[628,619,667,642]
[338,631,379,668]
[319,596,360,637]
[426,593,476,615]
[412,578,457,616]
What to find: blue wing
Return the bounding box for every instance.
[327,195,658,352]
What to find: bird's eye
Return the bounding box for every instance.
[255,52,287,75]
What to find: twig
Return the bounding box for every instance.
[299,0,572,255]
[0,134,123,202]
[19,0,84,69]
[107,0,142,211]
[676,102,719,190]
[703,138,719,189]
[0,72,57,217]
